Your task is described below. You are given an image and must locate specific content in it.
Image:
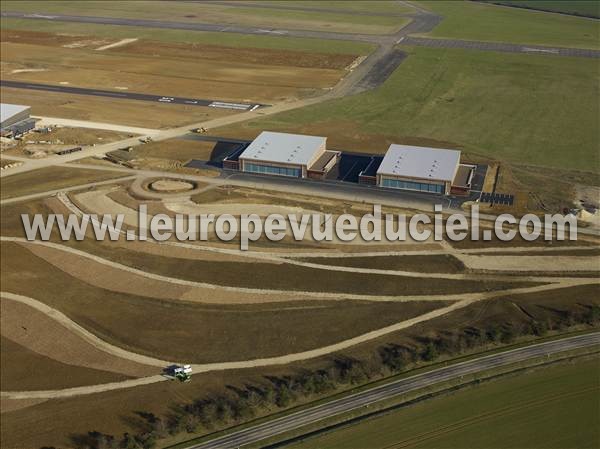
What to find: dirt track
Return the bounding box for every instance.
[2,273,596,400]
[8,236,592,305]
[2,229,598,400]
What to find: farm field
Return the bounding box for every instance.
[286,356,600,449]
[216,45,599,173]
[0,0,408,35]
[0,166,126,200]
[416,0,600,49]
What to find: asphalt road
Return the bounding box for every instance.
[4,10,598,59]
[0,80,267,111]
[183,333,600,449]
[0,11,385,44]
[401,36,600,58]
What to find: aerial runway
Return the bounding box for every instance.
[401,36,600,59]
[0,80,268,111]
[184,332,600,449]
[3,11,600,58]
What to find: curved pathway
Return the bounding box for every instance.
[4,236,585,304]
[57,190,600,280]
[2,279,595,400]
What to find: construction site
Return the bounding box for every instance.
[1,1,599,449]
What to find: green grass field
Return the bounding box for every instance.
[0,0,406,35]
[219,45,599,173]
[0,18,374,55]
[249,1,413,15]
[479,1,600,19]
[287,356,600,449]
[417,0,600,49]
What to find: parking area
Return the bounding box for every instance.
[338,152,374,182]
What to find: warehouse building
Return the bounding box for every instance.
[238,131,340,179]
[1,103,36,137]
[376,144,473,195]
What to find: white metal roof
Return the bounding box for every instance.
[377,144,461,182]
[240,131,326,166]
[0,103,30,124]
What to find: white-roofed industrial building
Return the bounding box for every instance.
[376,144,474,195]
[1,103,36,136]
[237,131,340,179]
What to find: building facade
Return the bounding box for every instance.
[238,131,340,179]
[0,103,35,136]
[377,144,464,195]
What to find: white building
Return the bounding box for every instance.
[238,131,340,179]
[1,103,35,136]
[377,144,471,195]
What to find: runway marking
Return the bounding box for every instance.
[1,80,269,110]
[522,47,560,54]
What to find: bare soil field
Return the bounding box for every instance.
[113,39,356,70]
[0,199,55,237]
[65,238,531,296]
[458,254,600,272]
[0,87,233,129]
[0,337,130,391]
[1,299,157,378]
[128,139,216,163]
[1,31,351,103]
[2,128,130,160]
[0,242,450,363]
[24,240,307,305]
[0,397,48,414]
[0,166,126,200]
[27,127,129,146]
[447,229,599,249]
[300,254,466,273]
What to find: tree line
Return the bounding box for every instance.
[66,303,600,449]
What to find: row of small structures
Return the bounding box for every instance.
[224,131,475,196]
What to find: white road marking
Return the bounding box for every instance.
[522,47,559,54]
